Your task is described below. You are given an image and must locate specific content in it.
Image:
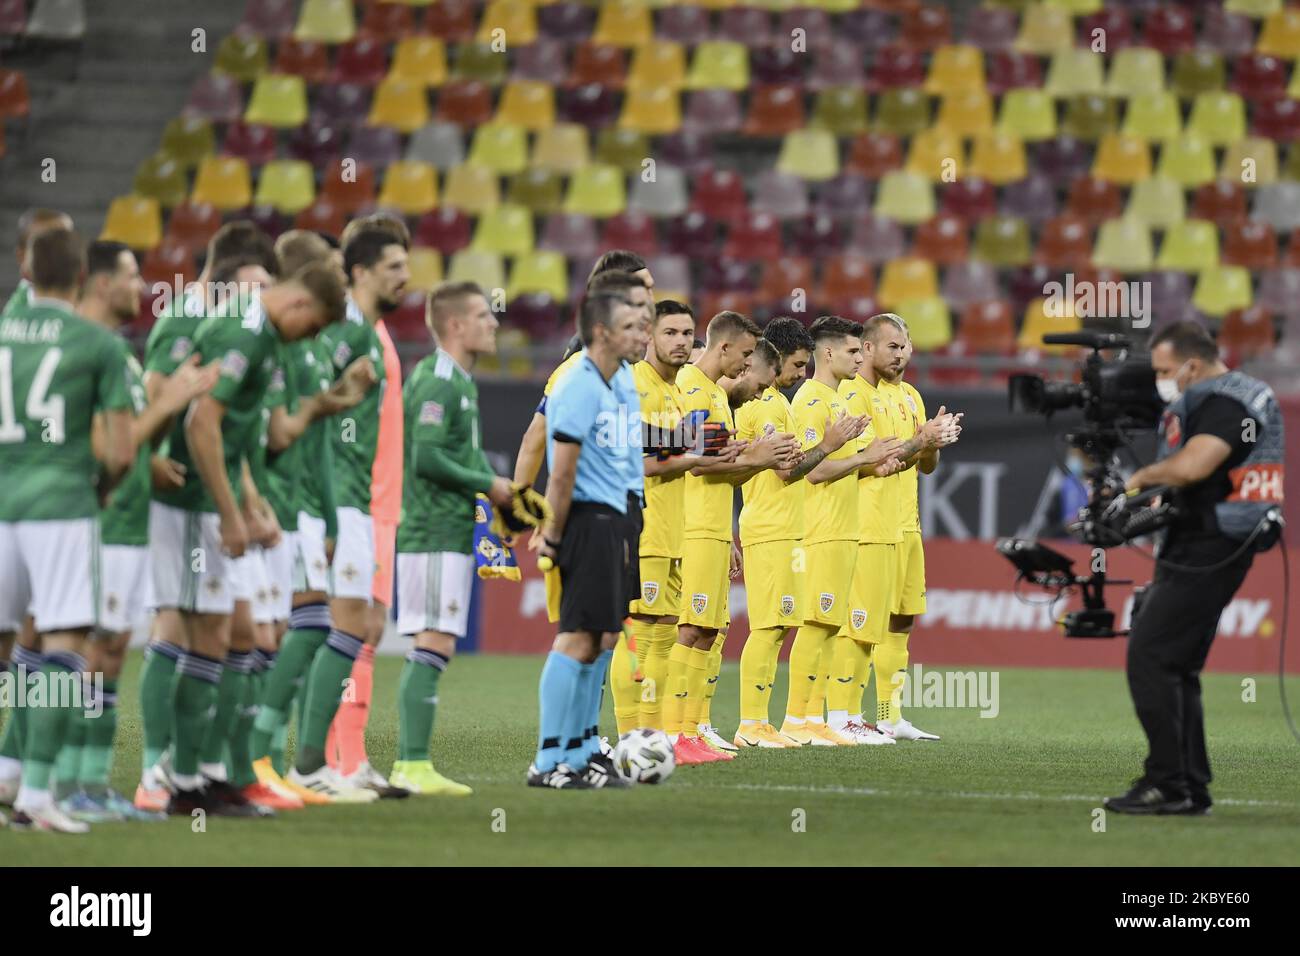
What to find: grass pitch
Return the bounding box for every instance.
[3,652,1299,866]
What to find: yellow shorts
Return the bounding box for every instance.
[799,539,855,628]
[894,531,927,616]
[680,538,730,630]
[631,555,683,618]
[742,539,801,631]
[843,542,897,645]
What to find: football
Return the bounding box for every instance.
[613,729,675,784]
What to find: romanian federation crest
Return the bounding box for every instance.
[820,592,835,614]
[642,581,659,605]
[692,592,708,615]
[780,594,795,617]
[851,608,868,631]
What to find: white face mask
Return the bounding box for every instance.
[1155,360,1191,404]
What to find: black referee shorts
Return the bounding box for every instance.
[558,502,634,635]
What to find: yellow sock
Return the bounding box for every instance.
[740,626,782,722]
[610,630,640,735]
[806,636,839,720]
[783,624,831,723]
[700,630,725,728]
[664,641,692,735]
[682,646,710,736]
[853,642,874,717]
[637,620,675,730]
[828,637,871,713]
[874,630,910,724]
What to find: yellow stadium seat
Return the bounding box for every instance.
[294,0,355,44]
[811,87,869,136]
[628,43,686,92]
[925,45,985,95]
[969,131,1027,184]
[1045,49,1105,97]
[1258,6,1300,58]
[1044,0,1101,12]
[1019,297,1081,352]
[874,171,935,225]
[596,127,650,173]
[906,126,965,181]
[997,88,1057,140]
[453,43,507,86]
[448,250,506,293]
[477,0,537,46]
[508,168,564,214]
[1220,137,1279,186]
[1092,217,1154,272]
[467,123,528,175]
[369,77,429,133]
[1122,91,1183,142]
[1016,5,1073,55]
[893,297,952,351]
[936,88,994,138]
[191,156,252,212]
[531,124,591,174]
[564,163,627,217]
[378,160,438,214]
[1157,135,1217,187]
[1157,219,1220,271]
[1224,0,1281,18]
[1125,176,1186,228]
[471,204,535,256]
[1092,133,1152,184]
[878,258,939,308]
[685,41,749,91]
[214,33,268,84]
[1106,47,1166,98]
[1186,92,1247,146]
[443,163,501,214]
[973,214,1031,266]
[1193,265,1253,317]
[810,0,860,10]
[593,0,653,47]
[133,153,189,208]
[390,37,447,87]
[160,116,215,169]
[619,87,681,134]
[255,159,316,214]
[100,195,161,250]
[244,74,308,128]
[777,129,840,181]
[495,80,555,131]
[508,250,569,301]
[406,247,444,293]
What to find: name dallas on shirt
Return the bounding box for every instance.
[49,886,151,937]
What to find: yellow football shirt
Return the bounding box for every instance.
[840,374,905,544]
[888,379,926,533]
[792,377,858,545]
[735,385,803,545]
[677,362,735,542]
[634,359,686,558]
[542,350,584,405]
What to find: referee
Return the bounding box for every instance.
[527,274,649,790]
[1106,321,1284,815]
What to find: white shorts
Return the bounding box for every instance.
[295,512,332,594]
[262,531,297,621]
[0,518,99,632]
[242,551,277,624]
[396,551,474,639]
[332,506,375,604]
[99,544,149,635]
[149,501,234,615]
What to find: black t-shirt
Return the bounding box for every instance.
[1168,392,1257,548]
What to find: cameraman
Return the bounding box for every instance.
[1106,321,1284,815]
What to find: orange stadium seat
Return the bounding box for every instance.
[164,200,222,253]
[1219,305,1276,361]
[1192,180,1248,225]
[294,198,347,238]
[275,38,331,84]
[911,212,969,264]
[847,131,904,177]
[435,80,493,126]
[358,1,413,43]
[0,69,32,119]
[140,239,197,289]
[369,77,429,132]
[1221,220,1278,269]
[1067,176,1124,225]
[333,37,390,86]
[100,195,162,250]
[1035,214,1093,269]
[745,85,806,136]
[426,0,477,41]
[320,158,377,213]
[821,254,876,304]
[956,300,1017,355]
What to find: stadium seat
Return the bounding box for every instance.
[320,158,377,213]
[470,204,534,256]
[847,131,903,177]
[1122,91,1183,141]
[894,297,952,350]
[507,251,568,302]
[821,254,877,303]
[464,123,526,175]
[453,43,508,86]
[1220,137,1278,185]
[164,200,222,253]
[1222,220,1278,268]
[311,82,372,126]
[1257,266,1300,315]
[184,72,242,123]
[248,205,289,240]
[478,0,537,46]
[287,118,344,168]
[682,89,744,133]
[657,5,710,45]
[874,87,931,136]
[906,126,964,182]
[377,160,438,214]
[724,211,784,261]
[508,168,565,215]
[997,89,1057,141]
[1035,214,1093,269]
[255,159,316,214]
[1006,263,1056,316]
[358,1,413,43]
[1225,0,1283,18]
[275,38,330,83]
[847,213,905,263]
[100,195,162,250]
[1191,180,1247,226]
[716,7,773,49]
[1258,6,1300,57]
[1067,176,1123,224]
[191,156,253,211]
[1202,8,1255,57]
[539,212,598,261]
[1157,135,1216,186]
[1251,95,1300,141]
[878,257,938,307]
[1092,133,1151,184]
[936,89,994,138]
[404,247,444,293]
[1220,305,1277,361]
[244,74,308,128]
[751,45,806,87]
[1077,6,1133,49]
[595,127,649,173]
[627,42,686,91]
[874,170,934,224]
[512,39,566,85]
[390,37,448,86]
[620,86,682,134]
[160,116,215,169]
[436,80,493,126]
[593,0,653,47]
[839,7,896,52]
[986,50,1043,95]
[1019,297,1081,352]
[810,88,869,136]
[1192,265,1253,317]
[1015,4,1072,54]
[692,168,748,222]
[294,198,346,238]
[758,257,815,315]
[131,153,189,209]
[686,42,749,91]
[601,210,659,257]
[956,300,1017,354]
[776,129,838,181]
[809,43,865,90]
[925,44,985,95]
[214,34,269,83]
[1142,3,1196,55]
[1231,53,1289,101]
[1171,50,1225,99]
[788,210,844,260]
[1045,50,1105,98]
[1186,92,1247,146]
[941,175,998,223]
[569,43,626,88]
[367,77,429,133]
[901,3,953,51]
[415,206,473,253]
[295,0,355,44]
[962,5,1018,52]
[969,131,1027,184]
[1157,219,1220,270]
[333,38,389,86]
[1253,181,1300,230]
[531,124,590,174]
[447,250,506,293]
[752,169,809,220]
[972,214,1030,266]
[1107,47,1166,98]
[1001,171,1058,225]
[912,212,969,264]
[494,80,555,131]
[781,7,836,51]
[138,239,195,293]
[1092,217,1154,271]
[1145,269,1194,320]
[338,127,397,173]
[239,0,296,39]
[746,85,806,136]
[565,164,626,217]
[629,163,690,218]
[1125,175,1186,228]
[869,45,926,90]
[426,0,477,41]
[1061,93,1117,141]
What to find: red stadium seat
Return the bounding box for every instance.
[1201,7,1256,58]
[911,212,969,265]
[1221,220,1278,269]
[415,207,473,254]
[436,80,494,126]
[1143,5,1196,56]
[184,72,243,123]
[275,38,330,83]
[821,254,876,305]
[1035,135,1093,188]
[357,0,414,44]
[0,0,26,35]
[1219,305,1276,362]
[869,44,926,90]
[692,168,748,224]
[332,38,388,86]
[664,210,719,261]
[1253,96,1300,142]
[759,257,815,308]
[600,210,660,257]
[310,82,372,126]
[1231,54,1288,102]
[320,158,376,213]
[1190,180,1248,226]
[163,201,222,253]
[939,177,997,224]
[294,197,347,239]
[140,238,197,288]
[222,121,278,166]
[569,43,626,88]
[288,118,344,169]
[1078,7,1133,51]
[743,85,806,136]
[1066,176,1123,226]
[778,9,834,53]
[847,131,903,178]
[724,211,784,261]
[559,83,620,128]
[956,300,1017,354]
[899,5,951,52]
[985,50,1043,95]
[751,46,806,87]
[716,8,773,49]
[425,0,476,41]
[789,211,846,260]
[239,0,295,39]
[1035,214,1093,270]
[0,69,30,118]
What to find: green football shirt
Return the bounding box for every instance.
[292,338,338,531]
[263,341,302,532]
[317,299,384,514]
[100,346,151,546]
[142,291,205,379]
[396,348,495,555]
[1,278,31,318]
[0,296,133,521]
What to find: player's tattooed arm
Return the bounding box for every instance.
[782,412,868,481]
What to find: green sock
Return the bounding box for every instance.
[80,679,118,792]
[21,661,80,793]
[0,649,40,762]
[198,653,251,770]
[172,655,222,779]
[249,626,327,760]
[271,723,289,776]
[295,633,362,774]
[53,705,86,799]
[139,643,179,770]
[227,669,258,788]
[397,650,445,762]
